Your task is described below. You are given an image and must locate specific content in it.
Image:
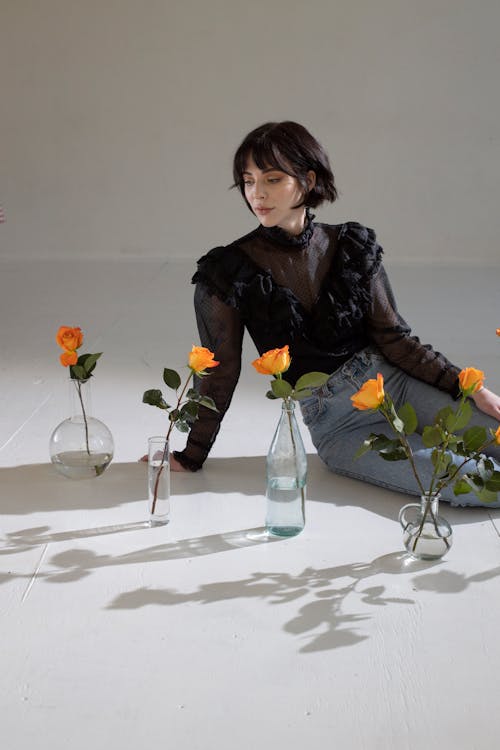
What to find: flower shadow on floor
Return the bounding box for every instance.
[101,552,435,653]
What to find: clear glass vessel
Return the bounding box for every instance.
[147,436,170,526]
[399,493,453,560]
[49,378,114,479]
[266,400,307,537]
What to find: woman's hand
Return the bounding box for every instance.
[139,452,190,472]
[471,387,500,421]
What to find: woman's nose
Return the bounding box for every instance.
[254,180,267,199]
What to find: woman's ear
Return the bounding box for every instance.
[306,170,316,191]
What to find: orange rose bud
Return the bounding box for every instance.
[458,367,485,394]
[496,329,500,337]
[60,350,78,367]
[252,345,291,376]
[188,345,219,374]
[350,372,385,411]
[495,426,500,445]
[56,326,83,352]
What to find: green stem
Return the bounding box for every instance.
[150,372,194,517]
[380,405,426,495]
[74,379,100,477]
[411,495,450,552]
[74,379,90,455]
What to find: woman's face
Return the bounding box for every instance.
[242,157,315,236]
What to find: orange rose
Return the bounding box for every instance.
[496,329,500,337]
[188,345,220,374]
[495,426,500,445]
[60,350,78,367]
[56,326,83,352]
[458,367,484,394]
[350,373,385,411]
[252,346,291,376]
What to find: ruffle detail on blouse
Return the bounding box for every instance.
[192,243,305,335]
[192,221,383,338]
[325,221,384,329]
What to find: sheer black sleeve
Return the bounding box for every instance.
[173,283,244,471]
[366,265,461,397]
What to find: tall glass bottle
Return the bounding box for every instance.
[266,400,307,537]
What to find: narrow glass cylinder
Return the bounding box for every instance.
[266,400,307,537]
[148,436,170,526]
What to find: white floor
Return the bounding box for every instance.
[1,258,500,750]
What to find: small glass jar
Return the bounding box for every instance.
[399,493,453,560]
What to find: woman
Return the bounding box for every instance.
[171,121,500,506]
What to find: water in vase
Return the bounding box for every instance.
[266,475,305,537]
[51,450,112,479]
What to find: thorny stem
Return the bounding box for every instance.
[380,404,447,549]
[150,372,194,517]
[73,378,100,478]
[74,380,90,455]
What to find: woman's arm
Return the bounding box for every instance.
[173,283,244,471]
[366,265,461,396]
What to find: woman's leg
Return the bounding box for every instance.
[300,347,500,507]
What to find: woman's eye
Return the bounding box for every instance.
[268,178,281,184]
[243,180,254,186]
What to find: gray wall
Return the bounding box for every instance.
[1,0,499,263]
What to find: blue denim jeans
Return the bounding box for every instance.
[300,347,500,507]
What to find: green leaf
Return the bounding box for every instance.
[447,400,472,432]
[434,406,454,427]
[431,450,451,476]
[198,396,218,411]
[181,401,199,419]
[169,408,180,422]
[371,434,408,461]
[271,379,293,398]
[175,420,191,433]
[70,365,87,380]
[422,425,443,448]
[265,390,279,400]
[453,479,472,496]
[476,457,494,482]
[292,388,313,401]
[294,372,329,391]
[485,471,500,493]
[79,352,102,374]
[186,388,200,401]
[142,389,169,410]
[474,487,499,504]
[163,368,182,390]
[378,446,408,461]
[398,403,417,435]
[355,437,377,460]
[463,426,487,452]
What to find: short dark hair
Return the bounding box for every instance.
[232,121,338,210]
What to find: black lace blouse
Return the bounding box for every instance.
[174,219,461,471]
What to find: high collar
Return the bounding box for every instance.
[257,209,315,248]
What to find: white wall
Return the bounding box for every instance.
[1,0,499,263]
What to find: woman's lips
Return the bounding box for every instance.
[255,207,273,215]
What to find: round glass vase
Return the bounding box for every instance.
[49,378,114,479]
[399,493,453,561]
[266,400,307,537]
[147,436,170,527]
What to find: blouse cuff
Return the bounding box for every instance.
[172,450,203,472]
